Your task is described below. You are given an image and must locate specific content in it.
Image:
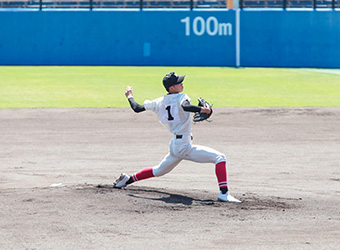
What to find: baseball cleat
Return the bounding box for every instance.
[217,191,241,203]
[113,173,130,188]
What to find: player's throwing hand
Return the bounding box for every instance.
[125,86,133,98]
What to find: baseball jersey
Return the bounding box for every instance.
[144,93,192,135]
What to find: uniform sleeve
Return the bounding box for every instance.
[181,94,191,105]
[181,99,201,113]
[180,94,201,113]
[144,99,157,112]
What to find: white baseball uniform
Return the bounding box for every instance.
[143,93,226,177]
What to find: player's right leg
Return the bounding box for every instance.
[114,153,181,188]
[113,173,130,188]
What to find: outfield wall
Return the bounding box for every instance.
[241,10,340,68]
[0,9,339,67]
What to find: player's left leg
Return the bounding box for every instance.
[184,144,241,202]
[184,145,228,191]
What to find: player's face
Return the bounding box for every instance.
[168,82,184,94]
[171,82,183,93]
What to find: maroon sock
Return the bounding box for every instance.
[131,168,155,182]
[215,161,228,194]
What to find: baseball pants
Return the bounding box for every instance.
[153,134,226,177]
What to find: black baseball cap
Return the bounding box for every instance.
[163,72,185,91]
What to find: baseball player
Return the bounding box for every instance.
[114,72,240,203]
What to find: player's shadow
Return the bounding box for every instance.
[127,188,215,206]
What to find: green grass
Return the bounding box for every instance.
[1,66,340,108]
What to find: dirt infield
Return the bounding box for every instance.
[1,107,339,249]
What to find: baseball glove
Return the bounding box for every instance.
[193,97,213,122]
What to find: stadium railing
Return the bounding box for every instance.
[240,0,339,8]
[0,0,229,8]
[0,0,338,8]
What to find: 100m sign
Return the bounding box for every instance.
[180,16,232,36]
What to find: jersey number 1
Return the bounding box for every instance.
[165,106,174,121]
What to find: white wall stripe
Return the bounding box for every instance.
[235,9,241,67]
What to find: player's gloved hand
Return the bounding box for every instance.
[193,97,213,122]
